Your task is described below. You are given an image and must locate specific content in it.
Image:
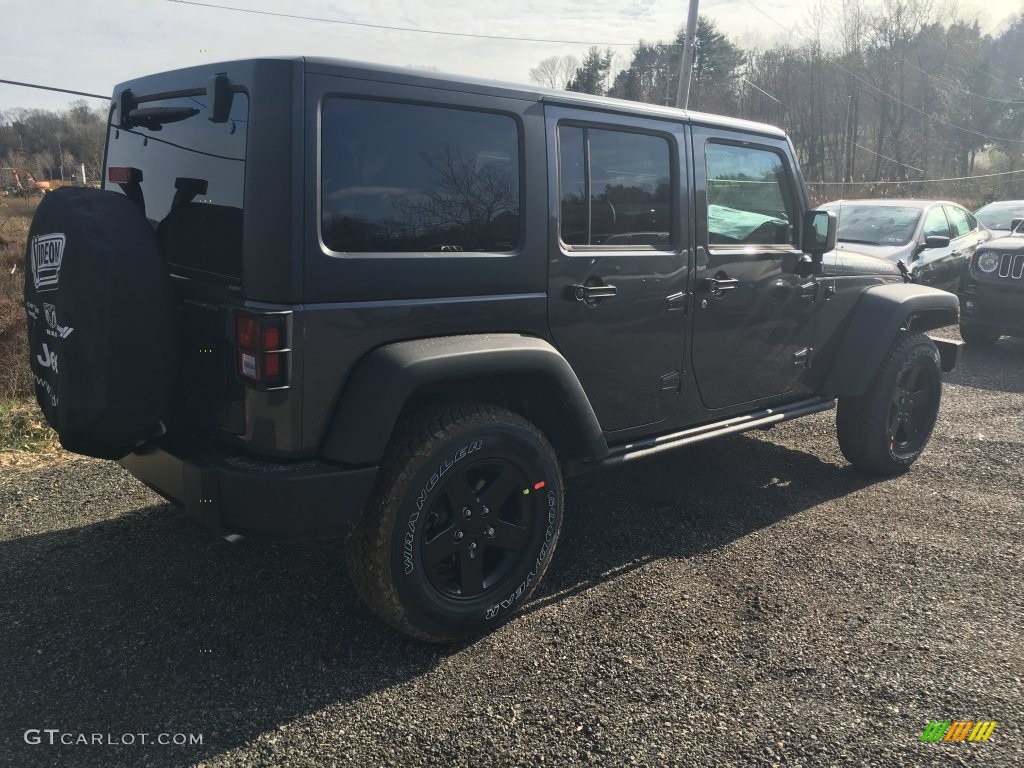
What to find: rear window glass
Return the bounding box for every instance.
[104,92,248,280]
[558,125,673,248]
[321,98,521,254]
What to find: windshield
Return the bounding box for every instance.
[822,204,922,246]
[975,202,1024,232]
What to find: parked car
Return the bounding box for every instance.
[974,199,1024,238]
[817,199,991,293]
[24,58,962,642]
[959,220,1024,345]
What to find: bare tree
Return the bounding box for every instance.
[529,55,580,90]
[392,147,518,249]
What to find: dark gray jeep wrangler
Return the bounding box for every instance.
[24,58,962,641]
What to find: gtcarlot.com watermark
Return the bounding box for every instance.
[24,729,203,746]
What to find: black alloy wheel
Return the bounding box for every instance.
[886,359,934,459]
[837,331,943,475]
[420,455,539,600]
[345,402,563,642]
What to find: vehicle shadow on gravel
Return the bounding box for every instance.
[944,336,1024,393]
[0,433,875,767]
[533,431,874,608]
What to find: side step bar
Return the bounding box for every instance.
[597,397,836,468]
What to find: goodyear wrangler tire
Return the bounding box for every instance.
[836,331,942,475]
[23,187,176,459]
[345,403,563,642]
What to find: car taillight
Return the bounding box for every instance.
[235,312,289,389]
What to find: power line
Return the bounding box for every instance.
[847,139,924,174]
[165,0,642,48]
[902,59,1024,105]
[746,2,1024,146]
[830,58,1024,145]
[806,168,1024,185]
[943,36,1021,89]
[0,78,108,100]
[739,73,928,174]
[740,77,787,107]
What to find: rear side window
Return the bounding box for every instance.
[944,205,972,239]
[104,92,248,280]
[558,125,673,248]
[321,99,521,254]
[705,143,796,246]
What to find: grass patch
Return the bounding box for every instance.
[0,197,39,400]
[0,398,60,453]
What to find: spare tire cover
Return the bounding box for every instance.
[24,187,177,459]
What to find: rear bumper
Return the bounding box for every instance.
[119,436,378,539]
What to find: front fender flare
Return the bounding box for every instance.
[818,283,959,397]
[320,334,608,465]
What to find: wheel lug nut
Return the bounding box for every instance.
[481,506,490,517]
[462,507,472,518]
[485,526,495,538]
[469,541,478,551]
[454,530,464,541]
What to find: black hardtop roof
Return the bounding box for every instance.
[115,56,787,140]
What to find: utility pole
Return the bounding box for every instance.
[674,0,700,109]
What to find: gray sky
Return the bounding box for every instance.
[1,0,1021,112]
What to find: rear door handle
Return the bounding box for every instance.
[573,283,617,301]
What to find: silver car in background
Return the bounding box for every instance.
[974,200,1024,238]
[818,199,992,293]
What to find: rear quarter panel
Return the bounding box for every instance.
[299,69,552,452]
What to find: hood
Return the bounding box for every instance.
[835,241,912,262]
[981,233,1024,252]
[822,248,902,277]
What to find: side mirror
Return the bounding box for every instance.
[923,235,951,249]
[802,210,837,257]
[1011,218,1023,233]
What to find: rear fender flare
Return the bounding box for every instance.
[321,334,608,465]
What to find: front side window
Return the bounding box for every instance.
[922,207,951,239]
[558,125,673,248]
[945,205,972,239]
[705,143,796,246]
[321,99,521,253]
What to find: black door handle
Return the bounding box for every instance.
[573,283,617,301]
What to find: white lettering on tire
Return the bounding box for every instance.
[404,439,483,574]
[484,487,558,621]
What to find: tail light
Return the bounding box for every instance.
[234,311,290,389]
[107,166,143,184]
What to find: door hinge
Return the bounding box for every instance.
[665,292,688,313]
[660,370,682,392]
[792,347,813,367]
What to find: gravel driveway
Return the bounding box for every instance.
[1,334,1021,767]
